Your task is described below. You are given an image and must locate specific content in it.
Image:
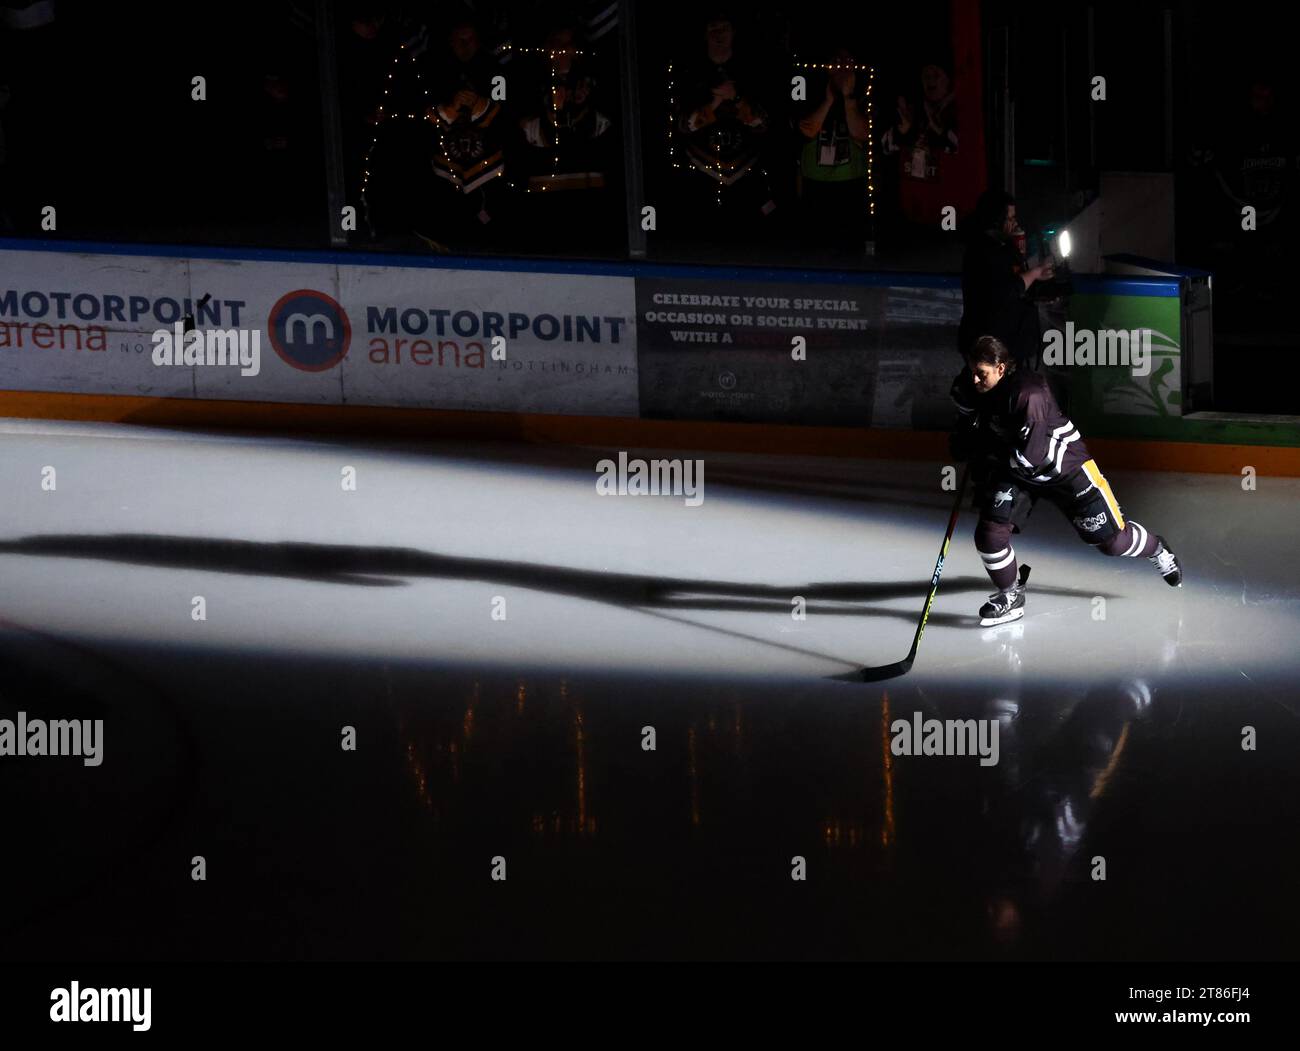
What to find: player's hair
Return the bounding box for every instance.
[970,335,1017,372]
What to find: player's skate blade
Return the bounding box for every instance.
[1149,536,1182,587]
[979,587,1025,627]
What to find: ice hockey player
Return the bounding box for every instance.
[950,335,1182,626]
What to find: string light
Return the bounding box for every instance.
[667,63,678,171]
[499,44,586,57]
[360,42,413,236]
[362,46,877,233]
[791,61,873,70]
[437,44,590,196]
[517,42,593,194]
[548,43,562,189]
[867,67,876,218]
[663,57,877,216]
[361,35,524,230]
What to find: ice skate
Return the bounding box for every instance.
[1149,536,1182,587]
[979,585,1026,627]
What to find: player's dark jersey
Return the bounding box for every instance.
[951,369,1091,484]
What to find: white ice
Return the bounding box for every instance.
[2,418,1297,700]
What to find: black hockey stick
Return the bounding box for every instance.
[860,465,970,682]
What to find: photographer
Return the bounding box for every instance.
[959,190,1055,368]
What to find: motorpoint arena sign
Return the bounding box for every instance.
[0,246,639,417]
[268,289,351,372]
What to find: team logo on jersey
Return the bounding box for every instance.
[447,126,488,164]
[1073,512,1108,533]
[993,488,1014,508]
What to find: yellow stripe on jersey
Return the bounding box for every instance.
[1082,459,1125,530]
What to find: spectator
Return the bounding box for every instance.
[517,20,615,240]
[417,16,513,251]
[959,191,1055,368]
[1219,78,1292,228]
[1208,76,1294,310]
[881,53,961,231]
[794,47,871,254]
[673,11,777,236]
[882,56,958,173]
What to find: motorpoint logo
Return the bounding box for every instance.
[268,289,351,372]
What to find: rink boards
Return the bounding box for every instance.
[0,236,1251,445]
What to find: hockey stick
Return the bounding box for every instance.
[860,465,970,682]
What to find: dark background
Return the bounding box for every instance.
[1,0,1296,410]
